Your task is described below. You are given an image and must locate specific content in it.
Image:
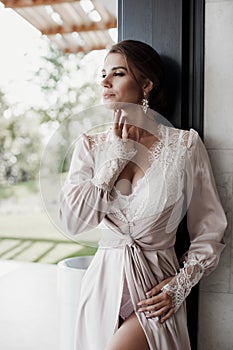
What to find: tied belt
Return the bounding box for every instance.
[99,233,141,250]
[99,228,164,284]
[98,229,174,251]
[99,228,137,249]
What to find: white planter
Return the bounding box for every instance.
[57,256,93,350]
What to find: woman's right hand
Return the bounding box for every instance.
[113,109,128,141]
[113,108,140,143]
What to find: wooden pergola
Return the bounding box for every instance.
[2,0,117,53]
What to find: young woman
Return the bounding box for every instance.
[60,40,227,350]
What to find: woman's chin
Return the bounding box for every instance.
[102,98,137,109]
[102,100,118,110]
[102,98,124,110]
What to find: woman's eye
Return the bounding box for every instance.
[113,72,124,77]
[101,72,125,79]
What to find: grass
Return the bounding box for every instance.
[0,180,39,200]
[0,186,14,199]
[0,180,98,263]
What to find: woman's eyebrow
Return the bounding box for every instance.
[101,66,128,73]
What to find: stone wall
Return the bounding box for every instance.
[198,1,233,349]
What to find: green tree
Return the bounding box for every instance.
[0,90,41,185]
[33,44,102,125]
[33,43,103,173]
[0,42,103,184]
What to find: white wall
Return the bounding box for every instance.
[198,1,233,349]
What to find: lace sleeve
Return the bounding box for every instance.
[59,132,136,235]
[161,258,204,312]
[161,130,226,313]
[91,133,137,191]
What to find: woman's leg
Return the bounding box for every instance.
[106,313,149,350]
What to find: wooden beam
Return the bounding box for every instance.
[41,19,116,35]
[92,0,112,23]
[16,7,49,28]
[63,43,108,53]
[2,0,80,9]
[1,0,117,54]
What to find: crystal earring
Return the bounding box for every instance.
[142,92,149,114]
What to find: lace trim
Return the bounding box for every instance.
[108,125,191,223]
[89,131,137,191]
[87,131,136,159]
[87,132,107,151]
[148,125,188,165]
[88,126,191,222]
[92,158,130,192]
[161,258,204,312]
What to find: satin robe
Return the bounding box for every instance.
[60,125,227,350]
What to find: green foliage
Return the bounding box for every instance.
[0,42,103,186]
[33,43,102,174]
[0,91,41,185]
[33,44,102,124]
[0,180,39,200]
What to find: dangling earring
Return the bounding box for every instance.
[142,92,149,114]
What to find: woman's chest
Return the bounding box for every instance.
[109,141,188,224]
[114,160,149,196]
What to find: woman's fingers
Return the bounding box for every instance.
[145,305,170,318]
[137,295,174,323]
[122,120,128,142]
[137,282,174,322]
[145,277,174,298]
[138,300,167,313]
[113,109,121,130]
[160,308,175,323]
[113,109,128,140]
[138,285,172,307]
[146,305,175,322]
[137,293,172,312]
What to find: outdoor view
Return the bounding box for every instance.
[0,4,117,264]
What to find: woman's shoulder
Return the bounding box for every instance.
[178,127,199,148]
[161,124,199,148]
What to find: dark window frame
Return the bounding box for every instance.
[118,1,205,348]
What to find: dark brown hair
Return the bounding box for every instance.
[108,39,167,115]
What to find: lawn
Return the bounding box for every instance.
[0,181,98,264]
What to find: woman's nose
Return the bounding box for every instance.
[101,76,112,87]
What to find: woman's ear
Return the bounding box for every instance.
[143,79,154,95]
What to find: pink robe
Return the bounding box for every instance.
[60,124,227,350]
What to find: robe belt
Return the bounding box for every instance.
[98,229,174,251]
[99,234,136,249]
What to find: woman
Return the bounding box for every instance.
[60,40,227,350]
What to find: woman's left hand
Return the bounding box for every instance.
[137,277,175,323]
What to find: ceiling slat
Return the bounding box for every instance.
[1,0,117,53]
[3,0,80,9]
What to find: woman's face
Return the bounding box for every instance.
[101,53,143,105]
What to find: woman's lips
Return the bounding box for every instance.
[103,93,115,99]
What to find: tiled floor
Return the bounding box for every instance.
[0,212,99,264]
[0,236,86,264]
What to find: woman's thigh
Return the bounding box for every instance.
[106,313,149,350]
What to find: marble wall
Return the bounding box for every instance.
[198,1,233,349]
